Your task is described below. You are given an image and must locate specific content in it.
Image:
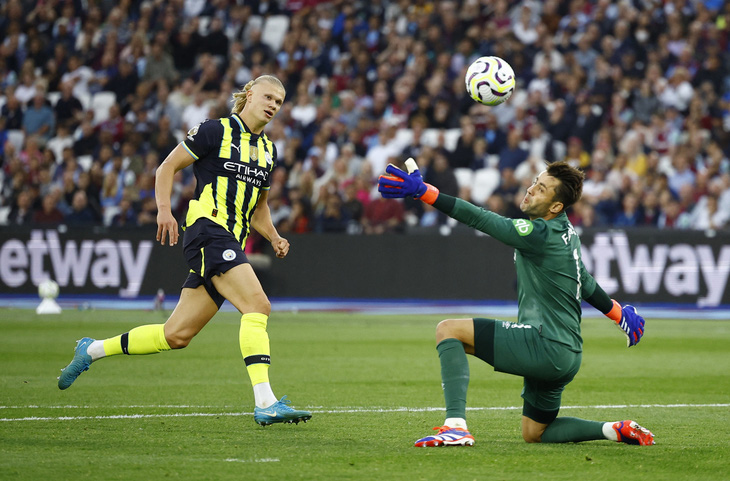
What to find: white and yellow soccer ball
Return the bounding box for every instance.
[465,56,516,106]
[38,279,60,299]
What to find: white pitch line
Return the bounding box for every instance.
[1,403,728,422]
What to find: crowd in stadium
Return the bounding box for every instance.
[1,0,730,239]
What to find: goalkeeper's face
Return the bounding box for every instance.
[520,171,563,220]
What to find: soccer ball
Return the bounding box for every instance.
[465,56,516,106]
[38,280,60,299]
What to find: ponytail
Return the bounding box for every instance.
[231,75,285,115]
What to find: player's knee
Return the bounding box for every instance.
[165,329,193,349]
[521,422,545,443]
[436,319,458,343]
[241,289,271,316]
[522,431,542,443]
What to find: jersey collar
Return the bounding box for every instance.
[232,113,263,139]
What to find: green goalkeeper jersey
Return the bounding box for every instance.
[443,197,598,352]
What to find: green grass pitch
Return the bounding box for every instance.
[1,308,729,480]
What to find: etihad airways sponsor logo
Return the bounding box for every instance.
[223,161,269,186]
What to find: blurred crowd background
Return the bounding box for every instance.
[2,0,730,244]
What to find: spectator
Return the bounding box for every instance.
[22,92,56,146]
[315,193,350,233]
[110,197,137,227]
[498,129,529,172]
[181,91,213,133]
[142,41,178,85]
[8,190,34,225]
[64,189,97,225]
[33,191,65,225]
[2,92,24,130]
[171,25,200,79]
[105,57,139,113]
[60,54,95,101]
[361,196,404,234]
[614,192,643,227]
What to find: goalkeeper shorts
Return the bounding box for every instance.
[181,218,250,308]
[473,318,582,413]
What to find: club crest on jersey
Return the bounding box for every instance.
[250,149,258,162]
[187,123,201,141]
[222,249,236,261]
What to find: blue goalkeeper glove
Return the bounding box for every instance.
[606,299,645,347]
[377,158,439,204]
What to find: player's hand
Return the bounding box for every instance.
[156,209,179,246]
[377,158,439,204]
[271,236,289,258]
[607,299,645,347]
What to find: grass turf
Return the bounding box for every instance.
[1,309,728,480]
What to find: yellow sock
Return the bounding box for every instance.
[102,324,171,356]
[240,313,270,386]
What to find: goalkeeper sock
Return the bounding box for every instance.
[540,417,605,443]
[602,422,620,441]
[102,324,171,356]
[444,417,468,430]
[240,313,273,406]
[437,338,470,420]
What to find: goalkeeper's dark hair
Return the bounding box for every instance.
[231,75,286,115]
[547,160,584,210]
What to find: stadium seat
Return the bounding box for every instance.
[394,128,414,149]
[262,15,290,52]
[197,16,211,35]
[47,91,61,106]
[420,128,461,152]
[6,129,25,152]
[77,155,93,172]
[91,92,117,124]
[0,95,5,112]
[76,91,92,111]
[46,136,74,164]
[102,205,120,227]
[470,167,500,205]
[0,206,10,225]
[454,168,475,190]
[443,129,461,151]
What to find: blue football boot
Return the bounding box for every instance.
[58,337,94,390]
[254,396,312,426]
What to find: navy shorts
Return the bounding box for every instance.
[181,218,249,308]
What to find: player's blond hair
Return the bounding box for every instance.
[230,75,286,115]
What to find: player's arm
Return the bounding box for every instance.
[581,265,646,347]
[378,159,547,252]
[251,189,289,259]
[155,143,196,246]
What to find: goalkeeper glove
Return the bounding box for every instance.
[606,299,645,347]
[377,158,440,204]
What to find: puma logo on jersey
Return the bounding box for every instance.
[231,143,241,153]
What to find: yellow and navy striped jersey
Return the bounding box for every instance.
[181,113,277,247]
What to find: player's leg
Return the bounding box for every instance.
[58,285,218,390]
[212,263,311,425]
[523,376,655,445]
[528,411,654,445]
[414,318,476,447]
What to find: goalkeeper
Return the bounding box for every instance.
[379,159,654,447]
